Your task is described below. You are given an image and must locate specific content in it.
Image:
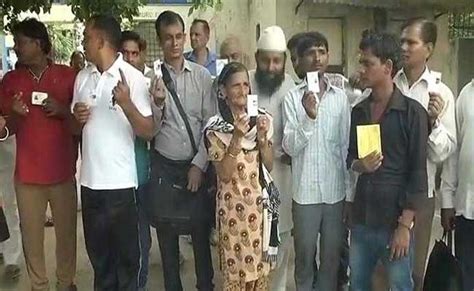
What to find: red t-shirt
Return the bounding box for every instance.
[0,64,77,185]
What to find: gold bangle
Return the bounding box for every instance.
[0,127,9,141]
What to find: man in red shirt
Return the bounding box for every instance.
[0,18,77,291]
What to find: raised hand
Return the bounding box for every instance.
[12,92,28,116]
[302,91,318,119]
[150,76,167,107]
[112,68,131,108]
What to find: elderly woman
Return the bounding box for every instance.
[205,62,276,291]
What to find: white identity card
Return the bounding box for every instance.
[216,59,228,76]
[31,91,48,106]
[307,71,320,94]
[154,60,163,79]
[247,94,258,117]
[428,71,442,93]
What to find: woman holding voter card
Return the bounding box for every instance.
[205,62,279,291]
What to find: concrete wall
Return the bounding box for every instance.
[276,0,374,78]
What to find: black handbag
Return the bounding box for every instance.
[423,231,463,291]
[144,64,205,230]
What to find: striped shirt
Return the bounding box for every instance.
[282,76,351,205]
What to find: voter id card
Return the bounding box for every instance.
[307,71,320,94]
[247,94,258,117]
[428,71,442,93]
[154,60,162,79]
[31,91,48,106]
[216,59,228,76]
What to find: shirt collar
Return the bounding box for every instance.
[164,58,193,74]
[395,66,431,86]
[185,48,216,67]
[300,73,336,93]
[143,64,152,75]
[89,53,125,78]
[354,85,407,113]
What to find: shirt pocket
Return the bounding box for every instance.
[321,109,340,144]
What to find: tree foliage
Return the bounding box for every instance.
[0,0,52,31]
[0,0,224,31]
[47,24,75,64]
[68,0,147,23]
[188,0,223,16]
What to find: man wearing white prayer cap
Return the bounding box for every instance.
[249,25,296,291]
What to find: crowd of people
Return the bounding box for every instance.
[0,9,472,291]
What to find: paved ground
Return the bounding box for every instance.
[0,209,443,291]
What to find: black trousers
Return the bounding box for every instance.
[151,152,214,291]
[82,186,140,291]
[455,216,474,291]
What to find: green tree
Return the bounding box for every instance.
[0,0,52,31]
[68,0,147,23]
[47,25,75,64]
[188,0,223,16]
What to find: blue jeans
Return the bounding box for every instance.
[136,185,152,289]
[350,224,414,291]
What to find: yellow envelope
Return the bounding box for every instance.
[357,124,382,158]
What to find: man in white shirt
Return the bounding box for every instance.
[72,15,153,290]
[248,25,295,291]
[282,31,351,291]
[393,18,457,291]
[440,79,474,291]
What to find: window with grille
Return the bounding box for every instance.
[132,21,163,66]
[449,12,474,40]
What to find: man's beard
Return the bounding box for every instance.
[255,67,285,96]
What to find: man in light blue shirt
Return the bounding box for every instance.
[184,19,217,76]
[282,32,351,291]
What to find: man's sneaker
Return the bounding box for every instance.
[4,264,20,280]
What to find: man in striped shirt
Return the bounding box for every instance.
[282,31,351,291]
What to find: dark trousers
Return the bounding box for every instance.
[82,186,140,291]
[151,152,213,291]
[455,216,474,291]
[156,223,213,291]
[136,186,152,289]
[338,227,350,287]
